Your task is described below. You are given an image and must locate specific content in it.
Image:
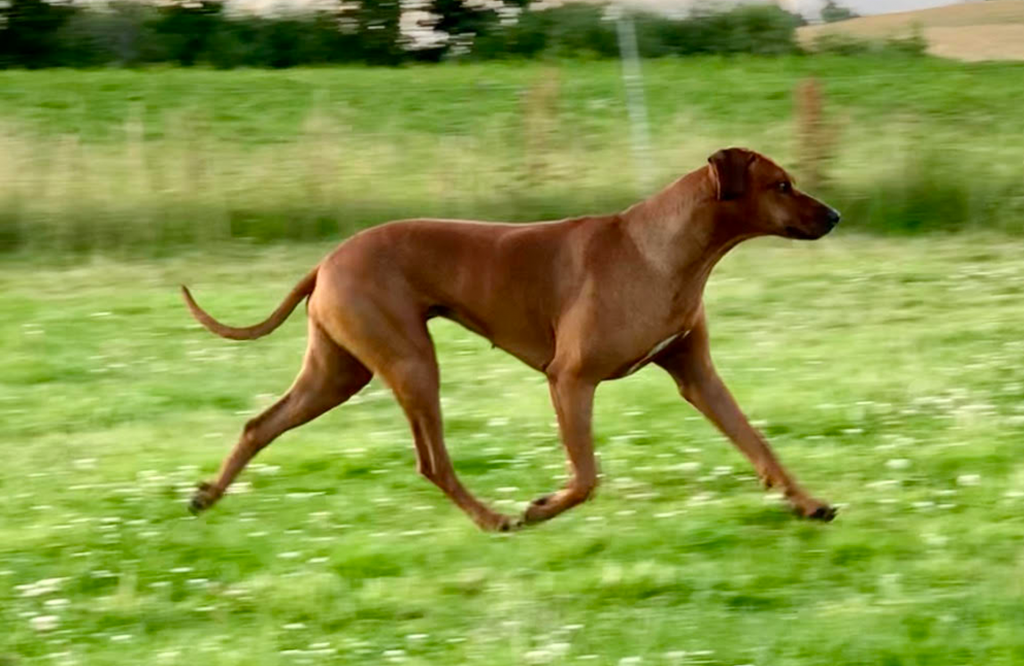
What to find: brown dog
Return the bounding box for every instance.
[183,148,841,530]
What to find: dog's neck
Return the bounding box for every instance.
[621,166,755,284]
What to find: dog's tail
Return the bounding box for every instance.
[181,266,318,340]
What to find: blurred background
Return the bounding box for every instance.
[3,1,1024,665]
[2,0,1023,254]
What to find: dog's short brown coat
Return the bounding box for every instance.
[184,148,841,530]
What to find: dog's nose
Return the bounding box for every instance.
[826,207,841,227]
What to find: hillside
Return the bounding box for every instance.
[798,0,1024,61]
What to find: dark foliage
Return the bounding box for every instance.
[0,1,812,68]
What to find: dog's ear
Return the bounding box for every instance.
[707,148,754,201]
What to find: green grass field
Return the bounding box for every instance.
[2,56,1024,255]
[3,234,1024,665]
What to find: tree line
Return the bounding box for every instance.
[0,0,807,68]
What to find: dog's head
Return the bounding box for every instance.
[707,147,840,240]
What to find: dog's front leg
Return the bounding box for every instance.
[522,374,599,525]
[655,314,835,521]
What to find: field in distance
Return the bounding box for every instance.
[798,0,1024,61]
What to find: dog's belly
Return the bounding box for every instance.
[429,305,555,372]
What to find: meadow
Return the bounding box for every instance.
[2,55,1024,256]
[2,54,1024,664]
[3,235,1024,665]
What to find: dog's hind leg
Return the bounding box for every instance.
[189,321,372,514]
[323,295,518,532]
[382,351,520,532]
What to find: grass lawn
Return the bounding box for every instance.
[2,232,1023,664]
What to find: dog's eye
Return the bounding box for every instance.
[777,181,792,194]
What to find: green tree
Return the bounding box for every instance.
[821,0,858,24]
[349,0,403,65]
[417,0,531,60]
[0,0,77,68]
[148,0,226,66]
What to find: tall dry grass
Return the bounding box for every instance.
[0,101,647,256]
[1,79,1022,258]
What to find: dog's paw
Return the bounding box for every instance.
[497,515,525,533]
[521,494,553,525]
[798,501,837,522]
[810,504,837,521]
[188,481,219,515]
[472,510,523,533]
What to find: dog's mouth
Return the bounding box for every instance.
[784,225,821,240]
